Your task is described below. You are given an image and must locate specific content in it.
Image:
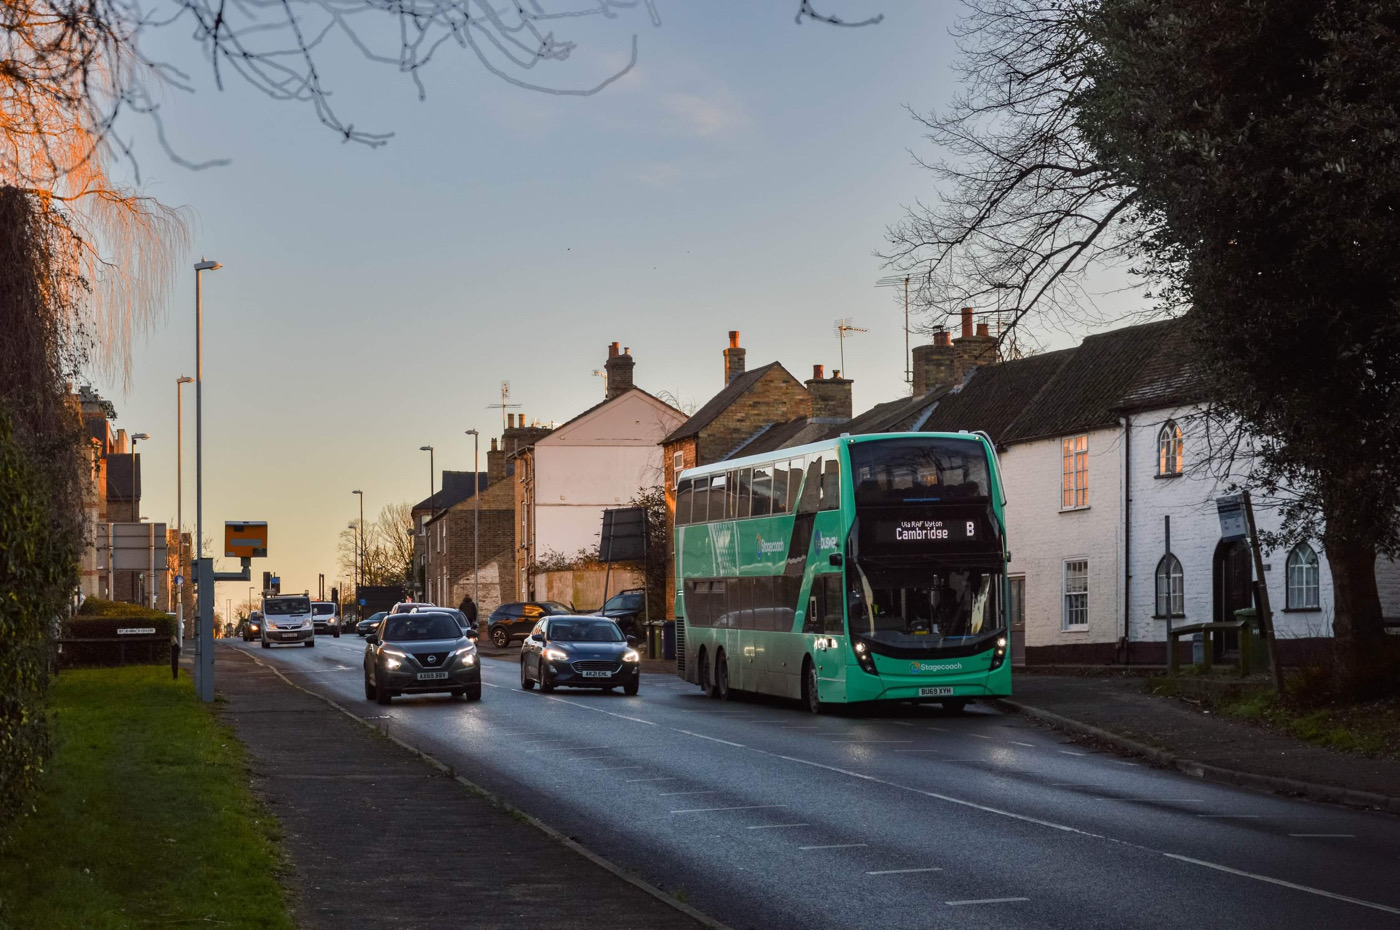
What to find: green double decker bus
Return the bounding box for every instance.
[674,432,1011,712]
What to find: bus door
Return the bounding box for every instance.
[806,572,848,702]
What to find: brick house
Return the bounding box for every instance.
[424,416,550,614]
[513,343,685,602]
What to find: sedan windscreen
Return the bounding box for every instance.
[549,620,625,643]
[384,614,462,641]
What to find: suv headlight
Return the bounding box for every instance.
[622,649,640,663]
[449,647,477,666]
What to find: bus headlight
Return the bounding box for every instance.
[852,639,878,675]
[989,635,1008,671]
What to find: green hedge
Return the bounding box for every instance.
[0,408,78,843]
[61,605,175,668]
[75,597,170,620]
[65,616,176,639]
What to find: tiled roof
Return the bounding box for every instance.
[919,349,1075,442]
[413,471,486,513]
[842,388,948,436]
[1114,318,1208,412]
[662,362,790,445]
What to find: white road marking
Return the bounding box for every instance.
[541,694,659,727]
[925,726,949,732]
[673,729,745,748]
[1289,834,1356,838]
[969,734,994,740]
[894,749,941,754]
[779,725,820,730]
[625,777,677,783]
[526,746,611,753]
[1197,814,1261,819]
[597,765,643,771]
[799,843,867,850]
[1163,854,1400,916]
[1110,760,1138,766]
[831,740,912,744]
[866,867,943,875]
[1058,750,1087,756]
[1008,741,1035,747]
[659,790,716,797]
[889,721,914,727]
[746,823,809,830]
[1092,798,1205,804]
[947,897,1029,906]
[670,805,786,814]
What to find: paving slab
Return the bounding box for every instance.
[217,648,704,930]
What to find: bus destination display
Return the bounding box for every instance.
[858,506,1000,557]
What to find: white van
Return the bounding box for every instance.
[311,600,341,637]
[261,595,315,648]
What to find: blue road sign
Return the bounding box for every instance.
[174,574,184,586]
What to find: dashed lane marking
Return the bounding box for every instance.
[659,790,717,797]
[1057,750,1087,756]
[670,805,786,814]
[1163,854,1400,916]
[799,844,867,850]
[831,740,912,744]
[947,898,1029,907]
[1008,741,1035,747]
[894,749,941,754]
[746,823,809,830]
[867,868,943,875]
[1198,814,1261,819]
[625,777,677,783]
[1289,834,1356,838]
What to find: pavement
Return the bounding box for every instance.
[216,648,705,930]
[1004,674,1400,810]
[221,636,1400,929]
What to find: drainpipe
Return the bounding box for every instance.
[1121,414,1132,665]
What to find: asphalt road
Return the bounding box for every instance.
[225,636,1400,930]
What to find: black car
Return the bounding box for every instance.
[364,611,481,704]
[356,611,387,636]
[519,615,640,695]
[598,588,646,638]
[241,611,264,642]
[486,601,572,648]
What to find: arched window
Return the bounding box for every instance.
[1286,544,1321,610]
[1155,554,1184,617]
[1157,420,1184,476]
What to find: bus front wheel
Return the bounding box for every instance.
[803,660,823,715]
[714,651,731,701]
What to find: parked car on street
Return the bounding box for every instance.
[364,610,481,704]
[356,611,388,637]
[311,600,341,637]
[389,600,433,615]
[597,588,646,638]
[519,615,640,695]
[486,601,573,648]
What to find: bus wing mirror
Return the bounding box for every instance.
[829,553,843,567]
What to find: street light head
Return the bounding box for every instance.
[177,376,193,385]
[465,429,478,436]
[419,445,433,452]
[132,432,150,440]
[194,260,222,271]
[351,489,362,495]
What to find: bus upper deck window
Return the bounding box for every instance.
[798,456,822,513]
[676,479,693,525]
[751,467,772,517]
[820,459,840,511]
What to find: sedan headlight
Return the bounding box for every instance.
[250,624,260,632]
[544,647,569,662]
[622,649,640,663]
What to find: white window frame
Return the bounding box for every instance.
[673,451,685,490]
[1061,434,1089,510]
[1286,543,1321,610]
[1157,420,1184,477]
[1154,554,1185,618]
[1062,560,1089,630]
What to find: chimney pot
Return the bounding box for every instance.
[934,330,952,347]
[723,332,747,385]
[813,364,824,380]
[624,346,630,355]
[507,413,515,429]
[976,323,991,338]
[832,370,840,379]
[729,330,740,349]
[608,341,619,359]
[605,342,636,399]
[491,438,498,452]
[961,307,974,338]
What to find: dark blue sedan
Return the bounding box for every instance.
[519,616,640,695]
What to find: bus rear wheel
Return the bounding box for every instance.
[714,651,730,701]
[803,660,822,714]
[698,649,715,698]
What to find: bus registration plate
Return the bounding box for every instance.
[919,686,954,697]
[417,671,449,680]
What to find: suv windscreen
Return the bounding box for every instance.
[313,603,335,615]
[384,614,461,642]
[265,598,311,615]
[605,593,643,612]
[541,602,573,615]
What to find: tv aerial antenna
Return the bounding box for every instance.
[486,380,521,429]
[875,274,912,383]
[592,369,608,397]
[834,318,868,376]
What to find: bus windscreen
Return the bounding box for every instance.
[848,562,1001,648]
[849,437,991,505]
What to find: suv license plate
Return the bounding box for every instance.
[919,686,954,697]
[581,670,612,678]
[417,671,449,680]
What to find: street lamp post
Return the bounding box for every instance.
[419,446,434,601]
[465,429,479,612]
[176,377,193,641]
[194,258,221,702]
[347,522,359,600]
[352,490,364,604]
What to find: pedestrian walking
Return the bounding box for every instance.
[458,594,478,629]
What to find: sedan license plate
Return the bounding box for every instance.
[416,671,449,680]
[919,686,954,697]
[581,670,612,678]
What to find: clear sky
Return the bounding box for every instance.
[97,2,974,606]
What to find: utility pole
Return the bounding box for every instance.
[875,275,912,383]
[176,377,192,641]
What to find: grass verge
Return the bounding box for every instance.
[0,666,293,929]
[1220,690,1400,760]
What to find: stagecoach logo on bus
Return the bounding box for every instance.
[893,519,976,542]
[754,534,786,557]
[909,661,965,674]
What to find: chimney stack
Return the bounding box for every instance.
[952,309,998,383]
[604,341,635,400]
[806,367,853,423]
[723,331,747,385]
[911,329,957,395]
[486,437,506,484]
